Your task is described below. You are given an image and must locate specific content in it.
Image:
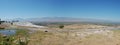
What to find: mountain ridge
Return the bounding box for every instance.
[9,17,120,24]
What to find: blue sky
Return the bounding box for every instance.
[0,0,120,21]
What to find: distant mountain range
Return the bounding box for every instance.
[8,17,120,24]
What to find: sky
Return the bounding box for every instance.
[0,0,120,21]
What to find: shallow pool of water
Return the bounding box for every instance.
[0,30,16,35]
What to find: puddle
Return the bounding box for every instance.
[0,29,16,35]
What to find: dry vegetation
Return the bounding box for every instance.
[47,24,110,30]
[27,24,120,45]
[27,30,120,45]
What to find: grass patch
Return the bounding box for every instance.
[15,29,29,36]
[0,29,30,45]
[28,31,54,45]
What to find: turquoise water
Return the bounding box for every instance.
[0,30,16,35]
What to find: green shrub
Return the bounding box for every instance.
[0,35,29,45]
[59,25,64,29]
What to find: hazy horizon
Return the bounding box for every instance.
[0,0,120,21]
